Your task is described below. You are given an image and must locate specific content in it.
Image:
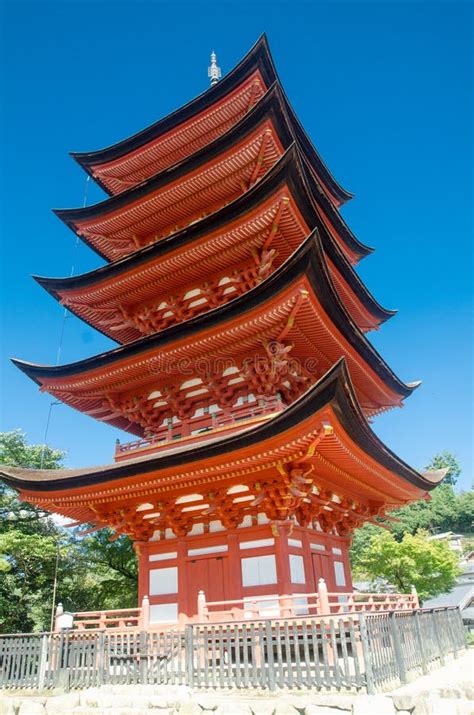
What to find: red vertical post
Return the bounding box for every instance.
[135,541,149,604]
[274,523,293,617]
[177,538,188,624]
[226,532,242,603]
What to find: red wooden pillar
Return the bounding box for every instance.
[177,538,188,624]
[226,532,242,602]
[274,523,292,616]
[300,529,316,592]
[341,538,353,590]
[136,541,149,604]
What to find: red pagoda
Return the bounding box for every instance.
[2,36,444,628]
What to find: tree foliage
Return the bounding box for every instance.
[0,429,65,470]
[352,530,460,602]
[350,451,472,598]
[425,450,461,486]
[0,431,137,633]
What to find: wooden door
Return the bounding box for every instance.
[311,552,332,590]
[187,556,226,616]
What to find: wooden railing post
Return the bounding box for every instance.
[389,611,407,684]
[139,631,148,684]
[265,620,276,691]
[54,603,63,632]
[358,614,375,695]
[411,585,419,609]
[413,610,428,674]
[37,634,49,690]
[197,590,207,621]
[431,609,445,666]
[317,578,330,615]
[185,624,194,687]
[140,595,150,630]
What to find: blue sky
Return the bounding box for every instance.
[0,1,472,490]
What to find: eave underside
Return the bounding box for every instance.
[0,361,441,542]
[58,96,369,264]
[13,239,416,441]
[42,186,392,344]
[71,34,352,207]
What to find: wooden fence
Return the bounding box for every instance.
[0,630,186,691]
[0,607,466,693]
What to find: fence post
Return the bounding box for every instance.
[37,634,49,690]
[139,631,148,684]
[140,595,150,630]
[411,585,419,609]
[54,631,70,692]
[431,609,445,666]
[358,613,375,695]
[413,611,428,675]
[197,590,207,621]
[185,625,194,687]
[389,612,407,685]
[97,631,106,686]
[53,603,63,633]
[318,578,330,615]
[265,620,276,692]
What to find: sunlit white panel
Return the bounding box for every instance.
[288,539,303,548]
[241,555,277,587]
[149,552,177,562]
[289,555,306,585]
[334,561,346,587]
[149,603,178,624]
[188,545,228,556]
[149,567,178,595]
[240,539,274,550]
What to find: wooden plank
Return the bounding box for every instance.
[241,623,250,689]
[347,617,362,689]
[274,621,285,689]
[310,620,323,690]
[265,621,276,692]
[301,620,312,689]
[338,619,351,688]
[293,621,303,689]
[283,621,294,689]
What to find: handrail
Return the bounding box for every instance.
[50,584,419,633]
[115,397,284,458]
[198,579,419,621]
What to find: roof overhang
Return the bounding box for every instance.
[71,34,353,207]
[13,233,417,433]
[57,85,369,263]
[0,360,442,541]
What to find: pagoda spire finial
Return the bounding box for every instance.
[208,50,221,87]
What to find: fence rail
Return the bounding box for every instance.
[0,607,466,693]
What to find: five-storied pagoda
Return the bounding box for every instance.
[2,36,444,626]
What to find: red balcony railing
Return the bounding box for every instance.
[114,396,284,461]
[57,579,419,633]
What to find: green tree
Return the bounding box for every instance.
[71,529,138,609]
[0,429,65,470]
[352,530,460,602]
[0,431,138,633]
[425,450,461,486]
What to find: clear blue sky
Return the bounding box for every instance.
[1,1,472,490]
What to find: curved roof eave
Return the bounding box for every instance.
[56,92,371,260]
[0,359,439,494]
[70,34,352,205]
[14,231,416,400]
[37,146,392,328]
